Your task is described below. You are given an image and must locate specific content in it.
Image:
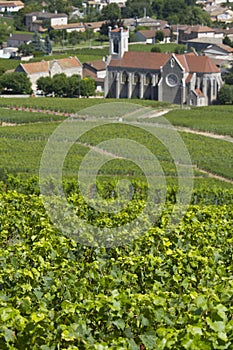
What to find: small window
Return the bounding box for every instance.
[113,38,119,54]
[146,73,152,85]
[134,73,140,84]
[170,58,175,68]
[122,71,128,83]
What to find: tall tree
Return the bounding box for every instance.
[0,72,32,94]
[101,3,121,21]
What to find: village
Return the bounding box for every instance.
[0,0,233,105]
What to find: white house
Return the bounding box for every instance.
[25,12,68,32]
[0,1,24,13]
[15,56,82,92]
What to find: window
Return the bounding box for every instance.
[170,58,175,68]
[134,73,140,84]
[113,38,119,54]
[121,71,128,83]
[166,73,178,87]
[146,73,152,85]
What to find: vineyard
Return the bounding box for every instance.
[0,99,233,349]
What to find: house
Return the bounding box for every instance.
[15,56,82,92]
[83,60,106,92]
[104,27,223,106]
[134,29,171,44]
[176,25,216,44]
[7,33,33,48]
[187,37,223,52]
[51,22,85,33]
[25,11,68,32]
[203,43,233,61]
[0,1,24,13]
[134,17,168,30]
[85,21,105,33]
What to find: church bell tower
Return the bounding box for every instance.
[108,26,129,60]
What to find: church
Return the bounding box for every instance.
[104,27,223,106]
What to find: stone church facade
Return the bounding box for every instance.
[104,27,223,106]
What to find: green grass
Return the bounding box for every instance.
[129,42,186,53]
[0,58,19,72]
[0,98,171,113]
[157,106,233,136]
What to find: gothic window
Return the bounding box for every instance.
[146,73,152,85]
[113,38,119,54]
[170,58,175,68]
[134,72,140,84]
[121,71,128,83]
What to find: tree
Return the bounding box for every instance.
[44,35,52,55]
[18,43,34,56]
[52,73,69,97]
[67,75,81,96]
[37,76,53,95]
[223,35,233,47]
[80,77,96,97]
[47,0,73,14]
[218,84,233,104]
[32,32,44,53]
[151,46,161,52]
[0,22,12,48]
[101,3,121,21]
[155,30,164,42]
[0,72,32,95]
[122,0,152,18]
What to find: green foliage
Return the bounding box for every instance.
[155,30,164,42]
[0,72,32,95]
[151,45,162,53]
[0,179,233,347]
[218,84,233,104]
[101,3,121,21]
[80,77,96,97]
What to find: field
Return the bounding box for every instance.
[1,99,233,349]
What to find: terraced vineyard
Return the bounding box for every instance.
[0,99,233,349]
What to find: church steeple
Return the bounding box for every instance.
[108,26,129,60]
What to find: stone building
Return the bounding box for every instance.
[104,27,223,106]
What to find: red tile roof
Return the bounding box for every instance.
[109,51,171,70]
[19,57,81,74]
[184,55,220,73]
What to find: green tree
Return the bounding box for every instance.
[18,43,34,56]
[68,31,83,45]
[32,31,44,52]
[67,74,81,96]
[122,0,152,18]
[151,45,161,52]
[48,0,73,14]
[101,3,121,21]
[80,77,96,97]
[223,35,233,47]
[52,73,69,97]
[0,72,32,94]
[155,30,164,42]
[218,84,233,104]
[37,76,53,95]
[0,22,12,47]
[44,35,52,55]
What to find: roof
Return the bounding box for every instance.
[83,68,104,83]
[8,33,33,41]
[109,51,220,73]
[204,43,233,53]
[84,60,106,71]
[184,54,220,73]
[0,1,24,6]
[184,25,215,34]
[19,57,81,74]
[25,12,68,18]
[137,28,170,39]
[109,51,171,70]
[186,73,193,83]
[52,23,85,30]
[111,27,128,33]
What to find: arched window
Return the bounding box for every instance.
[146,73,152,85]
[113,38,119,54]
[134,72,140,84]
[121,71,128,83]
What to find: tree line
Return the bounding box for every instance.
[0,71,96,97]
